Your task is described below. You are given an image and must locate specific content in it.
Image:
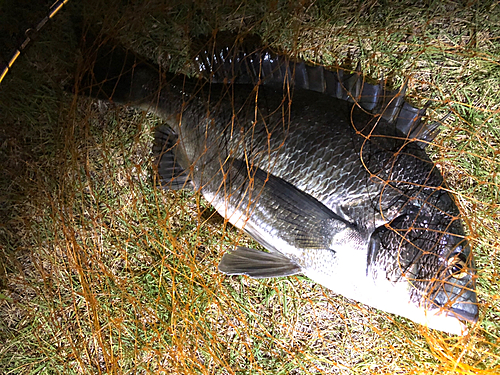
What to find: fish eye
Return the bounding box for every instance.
[447,252,468,279]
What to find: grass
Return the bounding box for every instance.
[0,0,500,373]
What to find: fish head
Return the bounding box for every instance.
[369,211,478,334]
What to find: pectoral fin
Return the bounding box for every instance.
[218,246,302,278]
[218,159,368,280]
[228,158,359,251]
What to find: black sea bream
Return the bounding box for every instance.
[81,36,478,335]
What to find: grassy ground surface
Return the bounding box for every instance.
[0,0,499,374]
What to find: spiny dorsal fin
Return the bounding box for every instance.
[192,34,441,147]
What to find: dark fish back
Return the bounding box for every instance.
[192,34,440,146]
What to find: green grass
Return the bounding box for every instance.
[1,0,500,374]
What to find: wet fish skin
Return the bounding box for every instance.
[81,39,477,334]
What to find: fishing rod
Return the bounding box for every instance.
[0,0,70,85]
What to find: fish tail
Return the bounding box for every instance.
[76,38,165,106]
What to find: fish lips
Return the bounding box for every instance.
[449,305,478,323]
[433,279,478,324]
[448,290,479,323]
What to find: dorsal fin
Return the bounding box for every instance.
[192,34,441,147]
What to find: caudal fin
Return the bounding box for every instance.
[76,37,164,106]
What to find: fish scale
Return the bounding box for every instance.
[80,35,478,334]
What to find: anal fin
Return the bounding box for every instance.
[218,246,302,279]
[153,126,192,190]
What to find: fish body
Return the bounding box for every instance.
[82,38,478,334]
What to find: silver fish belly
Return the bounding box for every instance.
[82,39,478,335]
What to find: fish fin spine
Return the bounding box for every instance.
[218,246,302,279]
[153,126,192,190]
[194,33,441,146]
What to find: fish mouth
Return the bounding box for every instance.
[447,304,479,323]
[431,276,478,324]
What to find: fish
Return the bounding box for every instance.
[79,34,478,335]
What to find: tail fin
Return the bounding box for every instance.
[76,37,164,106]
